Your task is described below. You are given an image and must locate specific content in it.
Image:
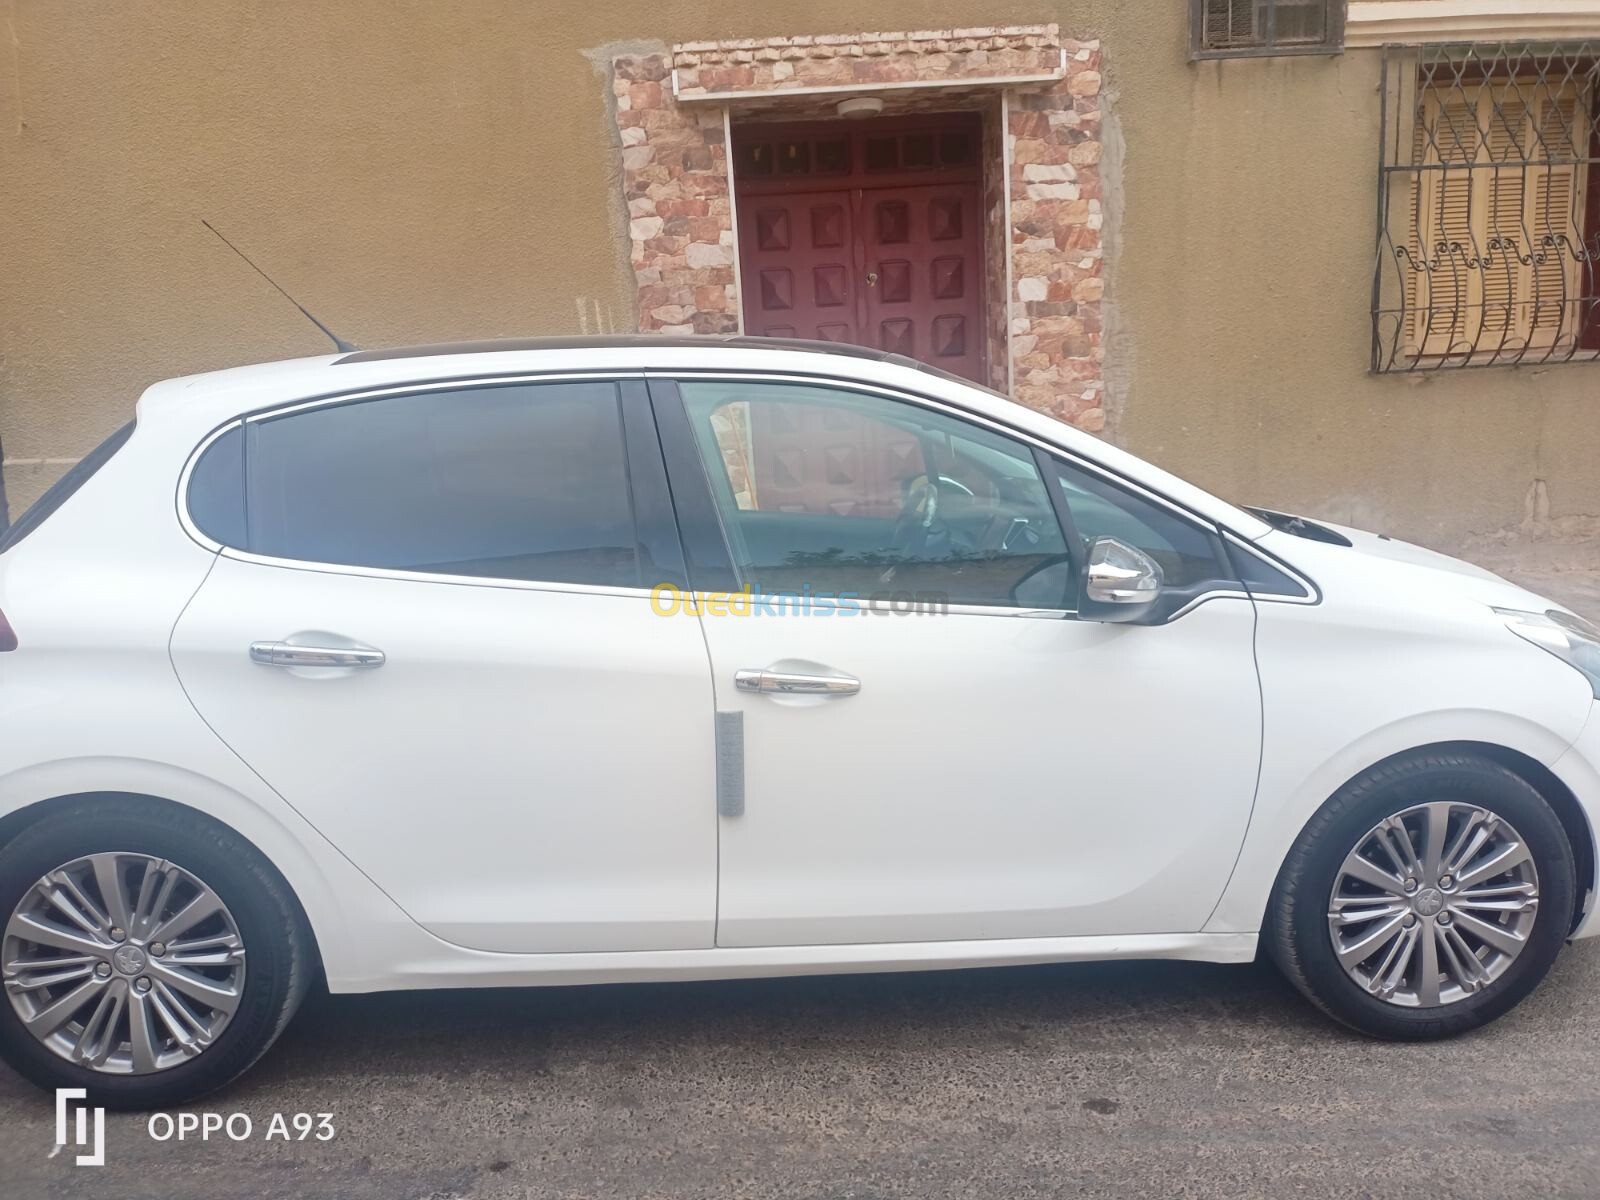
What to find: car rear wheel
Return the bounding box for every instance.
[0,799,311,1109]
[1268,751,1576,1039]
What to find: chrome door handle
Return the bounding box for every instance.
[249,641,386,669]
[734,668,860,696]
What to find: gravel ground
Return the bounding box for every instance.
[2,538,1599,1199]
[3,948,1599,1199]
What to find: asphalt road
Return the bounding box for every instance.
[3,941,1599,1199]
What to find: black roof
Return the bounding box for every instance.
[335,334,891,366]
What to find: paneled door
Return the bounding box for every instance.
[859,184,983,385]
[737,191,861,346]
[733,115,987,385]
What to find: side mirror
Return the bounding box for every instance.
[1077,537,1163,623]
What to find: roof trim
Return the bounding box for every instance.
[334,334,892,366]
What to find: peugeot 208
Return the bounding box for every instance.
[1,337,1597,1108]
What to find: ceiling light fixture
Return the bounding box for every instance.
[835,96,885,119]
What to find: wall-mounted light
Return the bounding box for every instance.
[835,96,885,119]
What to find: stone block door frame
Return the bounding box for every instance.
[610,25,1107,431]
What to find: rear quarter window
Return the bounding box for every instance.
[186,426,247,548]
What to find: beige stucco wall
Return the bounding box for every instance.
[1,0,1595,548]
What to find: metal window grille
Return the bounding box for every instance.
[1191,0,1344,59]
[1373,42,1600,372]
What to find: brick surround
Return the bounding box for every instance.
[612,55,740,335]
[609,25,1106,431]
[672,28,1065,100]
[1007,43,1105,430]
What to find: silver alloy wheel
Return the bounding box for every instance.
[2,853,246,1073]
[1328,802,1539,1007]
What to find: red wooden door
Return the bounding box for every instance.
[738,191,860,345]
[733,115,987,385]
[858,184,983,385]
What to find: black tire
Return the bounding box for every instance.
[0,798,312,1109]
[1268,751,1576,1040]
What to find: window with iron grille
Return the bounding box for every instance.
[1373,44,1600,372]
[1190,0,1344,58]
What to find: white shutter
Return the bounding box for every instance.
[1415,96,1482,357]
[1403,111,1427,356]
[1527,93,1585,349]
[1406,80,1589,362]
[1482,94,1528,345]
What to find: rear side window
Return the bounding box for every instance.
[187,426,246,548]
[0,420,135,553]
[250,382,638,586]
[188,382,641,588]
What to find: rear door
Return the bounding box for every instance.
[171,377,717,954]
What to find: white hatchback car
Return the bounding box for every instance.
[2,336,1597,1109]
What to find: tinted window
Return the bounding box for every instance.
[681,380,1068,608]
[187,425,246,548]
[0,420,135,553]
[1054,460,1227,589]
[248,382,638,586]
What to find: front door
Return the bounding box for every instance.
[734,115,987,384]
[170,379,718,955]
[661,375,1264,948]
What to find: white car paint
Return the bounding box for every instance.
[171,556,719,954]
[1205,526,1593,936]
[706,600,1261,947]
[0,339,1594,995]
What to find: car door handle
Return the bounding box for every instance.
[249,641,386,669]
[734,668,860,696]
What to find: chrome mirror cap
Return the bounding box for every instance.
[1081,537,1164,618]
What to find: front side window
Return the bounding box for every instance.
[237,381,639,587]
[1191,0,1343,58]
[1053,459,1231,591]
[1375,44,1600,371]
[679,380,1068,608]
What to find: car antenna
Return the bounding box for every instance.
[200,219,358,353]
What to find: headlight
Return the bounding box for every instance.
[1495,607,1600,699]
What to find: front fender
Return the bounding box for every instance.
[1205,709,1584,935]
[1548,703,1600,938]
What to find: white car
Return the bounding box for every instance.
[2,336,1597,1109]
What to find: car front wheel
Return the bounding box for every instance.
[0,798,311,1109]
[1268,751,1576,1039]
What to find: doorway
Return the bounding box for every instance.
[731,113,988,385]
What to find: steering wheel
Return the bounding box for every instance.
[889,473,942,558]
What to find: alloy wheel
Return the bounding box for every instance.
[1327,802,1540,1007]
[2,852,246,1073]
